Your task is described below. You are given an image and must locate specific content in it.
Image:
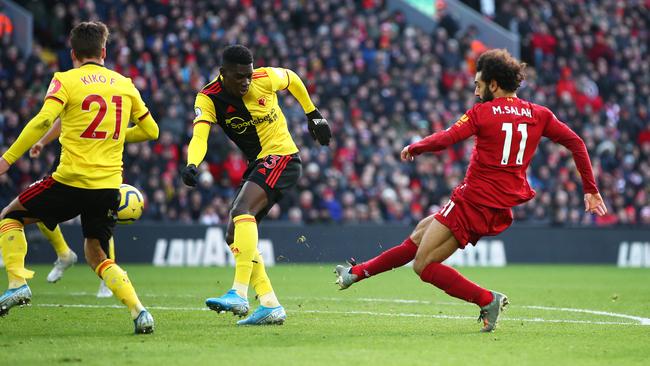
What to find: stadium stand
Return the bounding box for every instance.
[1,0,648,226]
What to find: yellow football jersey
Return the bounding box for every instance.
[193,67,308,161]
[45,63,150,189]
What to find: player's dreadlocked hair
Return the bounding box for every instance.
[476,49,526,92]
[222,45,254,66]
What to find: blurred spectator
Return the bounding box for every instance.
[0,0,647,227]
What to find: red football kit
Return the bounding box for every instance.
[409,97,598,247]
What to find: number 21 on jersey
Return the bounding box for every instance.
[500,122,527,165]
[81,94,122,140]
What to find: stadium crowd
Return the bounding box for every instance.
[0,0,648,226]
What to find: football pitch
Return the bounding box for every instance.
[1,264,649,365]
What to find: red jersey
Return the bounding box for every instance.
[409,97,598,209]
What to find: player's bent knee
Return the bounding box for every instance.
[412,256,428,276]
[230,206,252,219]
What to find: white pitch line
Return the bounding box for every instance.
[299,310,640,326]
[33,303,643,327]
[36,292,650,326]
[524,305,650,326]
[286,296,650,325]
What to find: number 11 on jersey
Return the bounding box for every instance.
[500,122,528,165]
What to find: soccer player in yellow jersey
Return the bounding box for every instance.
[29,120,114,298]
[182,45,331,325]
[0,21,159,334]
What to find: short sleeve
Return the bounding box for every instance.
[193,93,217,124]
[44,73,68,106]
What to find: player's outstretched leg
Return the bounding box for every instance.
[238,250,286,325]
[39,223,78,283]
[334,237,418,290]
[333,216,436,289]
[0,218,35,316]
[94,258,153,334]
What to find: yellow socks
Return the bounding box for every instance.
[95,259,144,319]
[231,214,258,298]
[0,219,34,288]
[250,250,280,308]
[37,222,72,259]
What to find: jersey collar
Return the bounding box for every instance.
[80,61,105,67]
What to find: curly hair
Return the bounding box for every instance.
[476,49,526,92]
[222,44,254,65]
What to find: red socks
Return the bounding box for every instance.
[419,262,493,307]
[349,238,493,308]
[351,238,418,279]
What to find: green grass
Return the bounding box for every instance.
[1,265,649,365]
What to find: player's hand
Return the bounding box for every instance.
[0,157,10,176]
[30,142,44,158]
[181,164,199,187]
[401,146,414,161]
[584,193,607,216]
[306,109,331,146]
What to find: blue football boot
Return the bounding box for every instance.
[134,309,155,334]
[205,289,249,316]
[237,305,286,326]
[0,284,32,317]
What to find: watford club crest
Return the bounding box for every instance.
[258,97,266,106]
[46,78,62,97]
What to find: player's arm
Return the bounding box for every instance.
[270,67,331,146]
[0,99,64,175]
[127,83,159,143]
[30,118,61,158]
[543,113,607,216]
[125,113,159,143]
[402,113,477,161]
[182,93,215,187]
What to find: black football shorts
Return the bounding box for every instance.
[234,153,302,222]
[18,176,119,252]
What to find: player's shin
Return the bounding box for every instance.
[351,237,418,279]
[0,219,34,288]
[231,214,257,298]
[37,222,72,258]
[95,259,144,318]
[419,262,493,307]
[250,250,280,307]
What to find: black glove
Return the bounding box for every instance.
[307,109,331,146]
[181,164,199,187]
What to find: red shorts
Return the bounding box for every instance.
[434,186,513,249]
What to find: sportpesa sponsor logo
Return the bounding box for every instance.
[226,108,279,133]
